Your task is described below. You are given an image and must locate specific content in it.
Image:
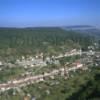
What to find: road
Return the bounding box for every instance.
[0,65,83,92]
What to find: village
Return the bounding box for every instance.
[0,49,82,70]
[0,47,99,92]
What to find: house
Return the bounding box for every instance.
[87,50,95,55]
[0,61,3,66]
[76,63,83,68]
[40,52,44,58]
[71,61,83,68]
[1,87,6,92]
[50,75,55,79]
[54,60,60,65]
[56,54,63,58]
[88,46,94,50]
[22,56,25,60]
[24,96,30,100]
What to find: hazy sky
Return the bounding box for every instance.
[0,0,100,27]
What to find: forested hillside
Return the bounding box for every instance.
[0,27,94,56]
[67,67,100,100]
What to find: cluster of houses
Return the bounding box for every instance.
[55,49,82,58]
[0,60,84,92]
[0,48,96,93]
[16,57,47,68]
[0,48,97,71]
[15,49,82,68]
[0,43,99,99]
[0,49,83,72]
[16,56,60,68]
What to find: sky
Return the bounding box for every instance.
[0,0,100,27]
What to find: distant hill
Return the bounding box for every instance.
[62,25,100,38]
[0,27,94,56]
